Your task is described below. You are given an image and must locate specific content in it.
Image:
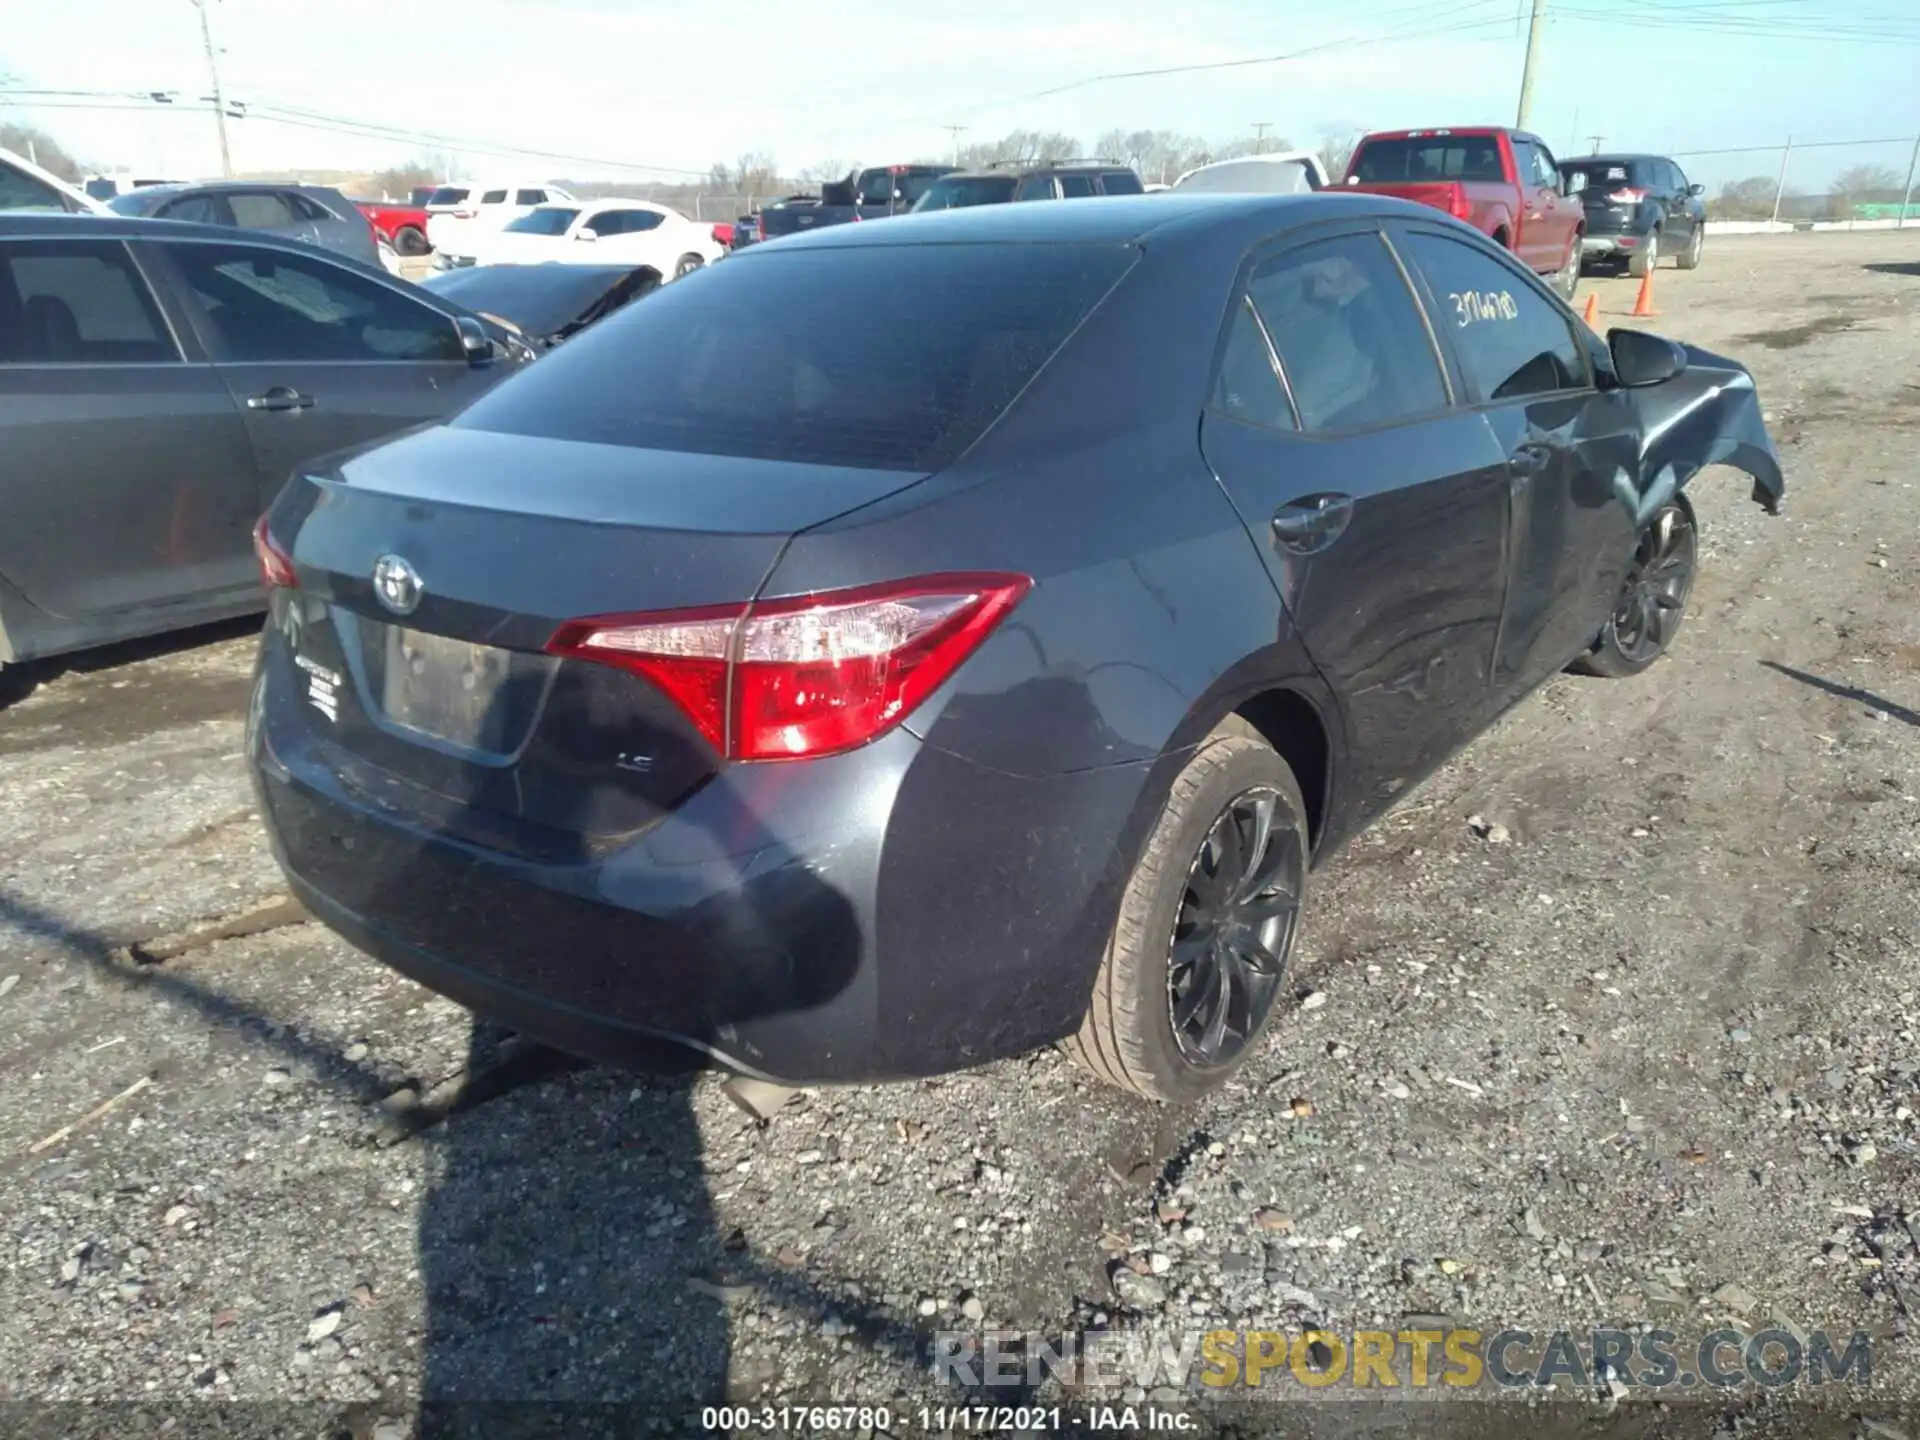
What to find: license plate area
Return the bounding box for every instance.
[374,624,550,755]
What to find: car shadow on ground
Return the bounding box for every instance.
[1761,659,1919,728]
[1865,261,1920,278]
[0,613,263,711]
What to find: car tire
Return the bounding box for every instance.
[394,226,430,257]
[1628,228,1660,278]
[1066,717,1309,1103]
[674,254,705,279]
[1552,237,1581,302]
[1675,223,1704,271]
[1572,498,1698,679]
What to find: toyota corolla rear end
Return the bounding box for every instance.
[247,234,1144,1083]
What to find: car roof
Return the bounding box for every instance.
[733,191,1439,252]
[0,209,356,249]
[1359,127,1537,142]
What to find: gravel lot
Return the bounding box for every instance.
[3,232,1919,1439]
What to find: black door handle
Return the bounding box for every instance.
[246,386,314,412]
[1272,493,1354,554]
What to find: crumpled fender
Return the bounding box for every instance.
[1612,341,1785,520]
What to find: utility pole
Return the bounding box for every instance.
[1900,132,1919,231]
[191,0,232,177]
[1770,136,1793,226]
[943,125,968,166]
[1252,121,1273,152]
[1515,0,1547,131]
[1587,134,1605,155]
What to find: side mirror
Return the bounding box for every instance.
[574,227,598,242]
[1607,328,1689,387]
[454,315,494,366]
[1688,182,1706,197]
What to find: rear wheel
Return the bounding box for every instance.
[1628,228,1660,278]
[394,225,430,257]
[1675,222,1704,271]
[1066,718,1309,1102]
[1573,500,1698,678]
[1551,236,1581,301]
[674,253,705,279]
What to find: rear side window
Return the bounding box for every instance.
[597,209,663,234]
[0,160,75,213]
[0,240,177,363]
[455,242,1137,471]
[1350,136,1504,184]
[1212,300,1293,431]
[1396,231,1589,401]
[1058,175,1096,198]
[480,189,508,205]
[228,192,298,228]
[1245,232,1448,433]
[1014,176,1057,202]
[913,175,1016,210]
[160,193,227,225]
[515,189,547,205]
[1100,171,1144,195]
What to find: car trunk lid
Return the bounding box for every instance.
[266,424,929,852]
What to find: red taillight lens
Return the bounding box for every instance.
[754,215,766,240]
[546,574,1031,761]
[1447,183,1472,220]
[252,515,295,589]
[1607,188,1647,204]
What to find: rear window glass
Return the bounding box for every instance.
[1350,137,1504,183]
[455,242,1136,471]
[1176,159,1316,195]
[1561,161,1642,189]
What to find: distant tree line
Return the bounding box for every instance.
[1708,163,1912,222]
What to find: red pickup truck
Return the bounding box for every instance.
[1341,127,1584,298]
[353,200,432,256]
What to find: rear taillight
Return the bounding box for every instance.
[755,215,766,241]
[1447,183,1473,221]
[546,574,1031,761]
[1607,188,1647,204]
[252,516,295,589]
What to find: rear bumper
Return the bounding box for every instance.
[247,632,1144,1083]
[1581,231,1646,255]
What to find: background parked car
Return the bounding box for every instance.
[451,199,724,279]
[1172,151,1330,195]
[108,181,381,267]
[421,262,662,348]
[1,146,109,214]
[0,214,532,673]
[755,163,956,241]
[82,174,183,201]
[1341,127,1585,297]
[245,193,1782,1104]
[1560,153,1707,277]
[424,181,575,260]
[910,160,1144,210]
[354,198,433,256]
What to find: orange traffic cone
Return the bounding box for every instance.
[1581,291,1600,330]
[1631,265,1658,318]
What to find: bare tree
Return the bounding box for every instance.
[956,129,1082,168]
[371,160,440,201]
[1828,162,1904,218]
[1710,175,1782,220]
[800,159,850,184]
[1316,131,1359,183]
[0,120,85,181]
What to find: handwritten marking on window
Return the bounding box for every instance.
[1449,290,1518,325]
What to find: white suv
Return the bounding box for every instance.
[425,181,576,264]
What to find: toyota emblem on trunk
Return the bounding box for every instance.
[372,555,423,615]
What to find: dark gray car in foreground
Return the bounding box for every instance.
[108,180,383,267]
[0,214,531,673]
[249,194,1783,1100]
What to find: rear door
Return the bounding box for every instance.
[0,236,260,622]
[1390,222,1638,695]
[1198,224,1514,819]
[151,238,499,504]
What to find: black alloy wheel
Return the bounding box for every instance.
[1575,500,1698,678]
[674,254,705,279]
[1167,786,1305,1067]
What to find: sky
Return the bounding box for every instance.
[3,0,1918,192]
